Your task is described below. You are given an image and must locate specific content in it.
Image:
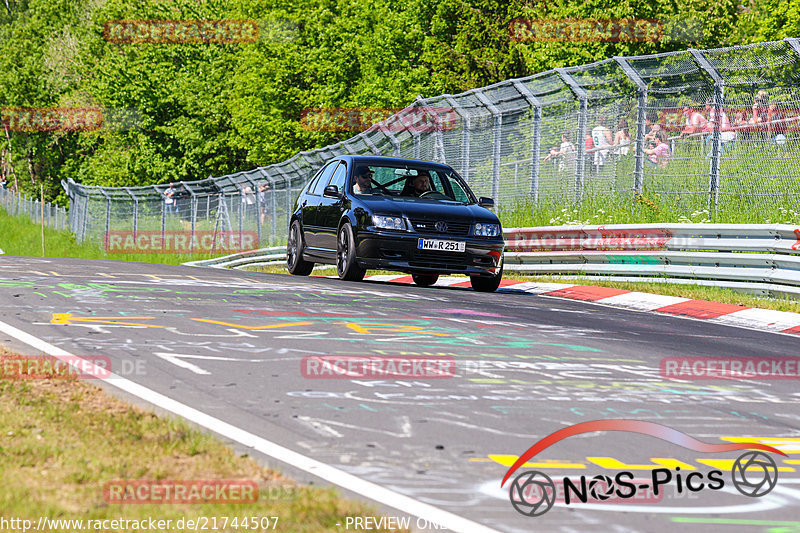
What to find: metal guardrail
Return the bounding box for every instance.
[184,224,800,299]
[503,223,800,299]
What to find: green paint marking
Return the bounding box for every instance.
[671,518,800,526]
[33,292,48,298]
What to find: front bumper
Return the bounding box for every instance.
[355,228,504,276]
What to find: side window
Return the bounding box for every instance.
[328,163,347,190]
[309,162,337,196]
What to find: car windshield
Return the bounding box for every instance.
[351,165,475,204]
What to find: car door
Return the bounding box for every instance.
[316,162,348,254]
[302,162,337,253]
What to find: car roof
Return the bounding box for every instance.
[332,155,454,171]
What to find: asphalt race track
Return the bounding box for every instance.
[1,256,799,533]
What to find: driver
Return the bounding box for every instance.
[353,166,374,194]
[402,170,432,197]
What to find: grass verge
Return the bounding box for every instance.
[0,209,245,265]
[0,349,406,532]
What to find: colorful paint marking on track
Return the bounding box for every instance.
[361,275,800,336]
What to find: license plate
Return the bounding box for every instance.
[417,238,466,252]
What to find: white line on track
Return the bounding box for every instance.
[0,319,501,533]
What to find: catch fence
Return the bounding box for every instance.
[0,186,69,231]
[63,38,800,246]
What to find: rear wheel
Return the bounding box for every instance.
[470,265,503,292]
[286,220,314,276]
[336,223,366,281]
[412,273,439,287]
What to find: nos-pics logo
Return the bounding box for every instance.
[501,420,784,517]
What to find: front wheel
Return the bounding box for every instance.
[336,223,366,281]
[286,220,314,276]
[412,273,439,287]
[470,265,503,292]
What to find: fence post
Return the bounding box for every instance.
[614,57,648,195]
[473,90,503,208]
[125,188,138,247]
[690,49,725,217]
[99,188,112,249]
[512,80,543,209]
[443,95,471,182]
[786,37,800,56]
[241,173,260,247]
[274,166,293,233]
[258,168,278,245]
[556,68,589,204]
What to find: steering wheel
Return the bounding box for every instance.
[419,190,436,197]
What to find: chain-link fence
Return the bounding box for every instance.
[63,38,800,246]
[1,186,69,231]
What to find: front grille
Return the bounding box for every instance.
[411,249,472,270]
[409,218,470,236]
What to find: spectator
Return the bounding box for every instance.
[680,106,707,138]
[591,117,613,168]
[644,110,662,143]
[644,131,671,168]
[767,103,787,140]
[584,133,595,172]
[733,109,749,129]
[751,90,769,126]
[164,184,176,213]
[258,183,272,226]
[703,99,736,154]
[613,118,631,156]
[543,132,576,172]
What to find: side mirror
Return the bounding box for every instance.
[478,197,494,208]
[323,185,342,199]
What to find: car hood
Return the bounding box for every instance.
[359,196,500,223]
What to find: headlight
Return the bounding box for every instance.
[372,215,407,231]
[473,223,500,237]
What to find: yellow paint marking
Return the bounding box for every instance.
[336,322,449,336]
[483,454,586,469]
[587,457,696,471]
[720,437,800,454]
[696,459,795,472]
[50,313,163,328]
[191,319,313,330]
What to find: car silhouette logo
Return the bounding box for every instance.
[435,221,448,232]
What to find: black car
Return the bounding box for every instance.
[286,155,505,292]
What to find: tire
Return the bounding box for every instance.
[470,265,503,293]
[412,273,439,287]
[286,220,314,276]
[336,222,366,281]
